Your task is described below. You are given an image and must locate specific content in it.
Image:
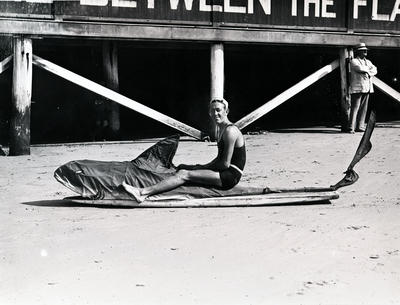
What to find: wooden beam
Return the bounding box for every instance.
[32,55,203,140]
[102,41,120,136]
[0,55,12,74]
[210,43,224,141]
[373,77,400,104]
[235,59,340,130]
[339,48,350,131]
[10,37,32,156]
[1,19,400,48]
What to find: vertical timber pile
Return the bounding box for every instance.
[210,43,224,141]
[10,36,32,155]
[339,48,350,131]
[102,41,120,138]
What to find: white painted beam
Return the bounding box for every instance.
[235,60,340,130]
[0,55,12,74]
[32,54,203,139]
[373,77,400,104]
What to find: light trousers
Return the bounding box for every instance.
[349,93,369,131]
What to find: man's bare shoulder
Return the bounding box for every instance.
[223,125,242,141]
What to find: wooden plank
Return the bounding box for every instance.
[235,60,340,130]
[373,77,400,104]
[2,19,400,48]
[0,55,12,74]
[32,54,203,140]
[10,37,32,156]
[102,41,120,135]
[65,191,339,208]
[339,48,350,131]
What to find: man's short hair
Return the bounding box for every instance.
[210,98,229,109]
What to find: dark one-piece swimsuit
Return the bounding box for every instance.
[217,125,246,190]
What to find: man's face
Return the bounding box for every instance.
[358,50,368,59]
[209,101,228,124]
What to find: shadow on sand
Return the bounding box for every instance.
[21,199,132,209]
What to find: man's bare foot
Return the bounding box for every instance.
[122,182,146,203]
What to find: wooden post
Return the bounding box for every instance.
[102,41,120,138]
[210,43,224,141]
[9,36,32,156]
[339,47,351,131]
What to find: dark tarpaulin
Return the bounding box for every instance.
[54,135,264,201]
[54,112,376,202]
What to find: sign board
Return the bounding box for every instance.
[0,0,400,33]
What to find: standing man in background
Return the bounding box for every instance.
[348,43,378,133]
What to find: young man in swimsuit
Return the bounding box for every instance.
[122,98,246,202]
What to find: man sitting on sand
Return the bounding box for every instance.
[122,98,246,203]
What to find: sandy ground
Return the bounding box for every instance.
[1,126,399,305]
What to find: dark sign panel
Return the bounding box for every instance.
[353,0,400,32]
[0,0,399,33]
[0,1,52,18]
[218,0,346,30]
[54,0,212,24]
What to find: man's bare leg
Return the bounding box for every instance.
[123,169,221,203]
[122,182,147,203]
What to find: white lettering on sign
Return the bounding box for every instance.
[26,0,53,3]
[291,0,297,16]
[353,0,367,19]
[199,0,222,12]
[257,0,271,15]
[372,0,389,20]
[390,0,400,21]
[80,0,107,6]
[322,0,335,18]
[112,0,137,8]
[4,0,400,23]
[291,0,335,18]
[170,0,194,10]
[304,0,320,17]
[224,0,246,13]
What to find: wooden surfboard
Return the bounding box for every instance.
[64,191,339,208]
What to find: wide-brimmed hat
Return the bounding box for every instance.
[354,42,368,51]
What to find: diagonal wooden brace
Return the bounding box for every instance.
[32,54,203,140]
[373,77,400,104]
[235,59,340,130]
[0,55,12,75]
